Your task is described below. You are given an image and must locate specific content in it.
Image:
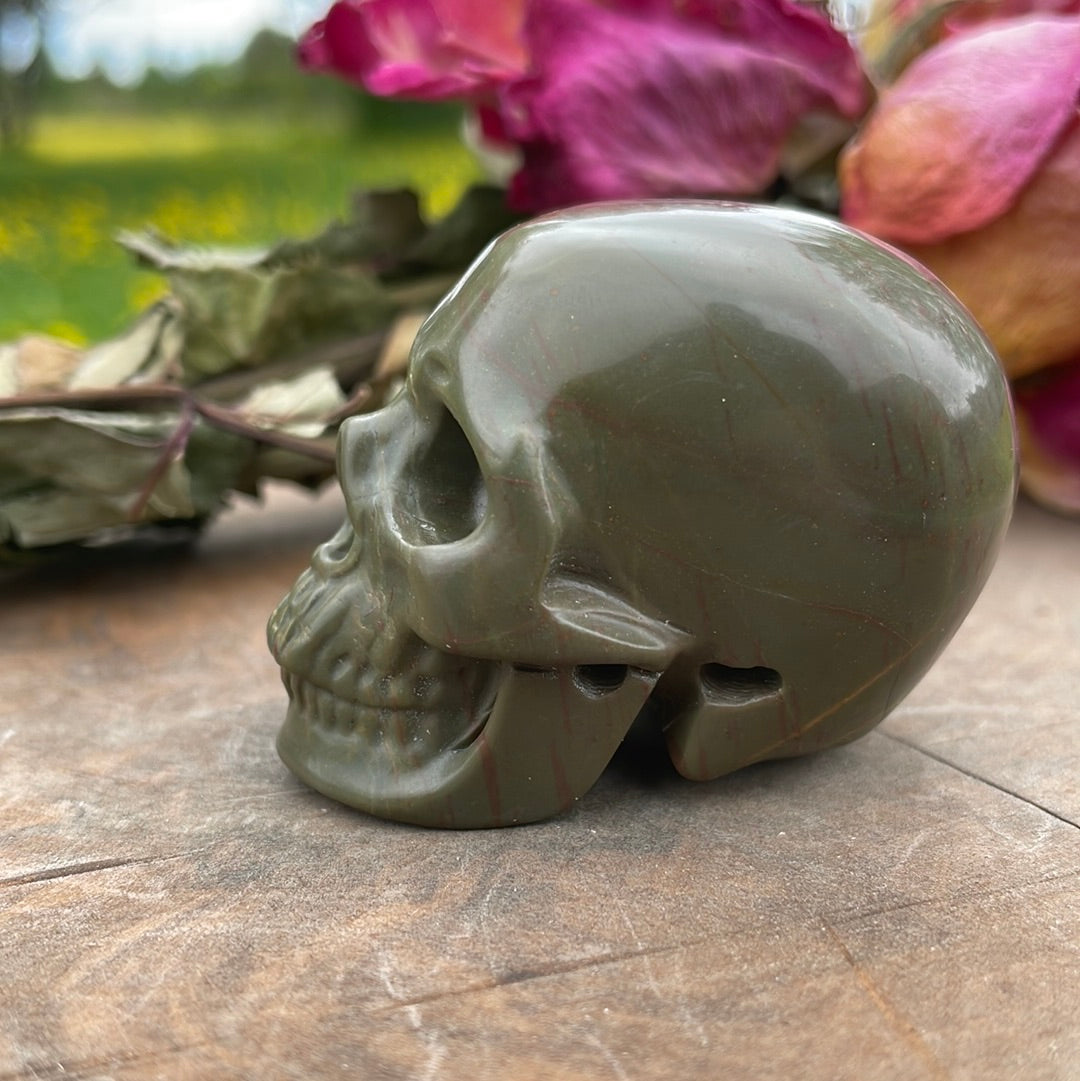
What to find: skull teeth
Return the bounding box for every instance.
[272,538,500,776]
[283,672,487,762]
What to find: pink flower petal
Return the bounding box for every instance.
[886,0,1080,36]
[499,0,866,212]
[1014,358,1080,514]
[1016,361,1080,466]
[621,0,870,94]
[298,0,526,101]
[941,0,1080,30]
[858,0,1080,84]
[840,15,1080,244]
[297,17,334,69]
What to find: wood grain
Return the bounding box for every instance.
[2,489,1078,1080]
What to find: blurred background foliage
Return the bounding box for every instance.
[0,3,482,344]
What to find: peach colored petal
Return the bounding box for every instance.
[904,119,1080,379]
[840,15,1080,244]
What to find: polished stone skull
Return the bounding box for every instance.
[268,203,1016,828]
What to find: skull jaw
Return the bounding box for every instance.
[277,665,659,828]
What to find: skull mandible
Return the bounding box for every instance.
[268,203,1017,828]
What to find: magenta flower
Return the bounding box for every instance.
[300,0,867,212]
[495,0,868,211]
[1015,361,1080,515]
[298,0,526,100]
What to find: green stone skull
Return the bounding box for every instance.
[268,203,1017,828]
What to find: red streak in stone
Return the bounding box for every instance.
[557,669,574,738]
[550,742,573,810]
[697,741,710,781]
[912,422,930,477]
[488,473,536,488]
[477,729,502,825]
[882,407,902,480]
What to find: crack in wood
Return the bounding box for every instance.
[822,921,953,1081]
[372,941,690,1015]
[0,1042,211,1081]
[882,731,1080,831]
[0,849,208,890]
[826,865,1080,925]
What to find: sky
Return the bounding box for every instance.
[2,0,873,84]
[3,0,331,84]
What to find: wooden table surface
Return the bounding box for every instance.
[3,485,1078,1081]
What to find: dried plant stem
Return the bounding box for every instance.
[0,384,339,464]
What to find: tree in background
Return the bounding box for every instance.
[0,0,45,150]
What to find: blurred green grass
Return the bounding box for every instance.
[0,111,483,345]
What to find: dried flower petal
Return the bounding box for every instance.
[498,0,867,211]
[889,108,1080,378]
[840,16,1080,245]
[1014,359,1080,514]
[299,0,526,100]
[859,0,1080,81]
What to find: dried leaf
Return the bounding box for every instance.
[0,183,519,561]
[0,336,85,395]
[121,230,400,382]
[398,185,521,273]
[267,188,427,269]
[70,300,183,389]
[0,347,15,399]
[374,311,429,385]
[0,408,249,548]
[237,367,347,438]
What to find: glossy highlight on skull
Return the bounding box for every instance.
[268,202,1017,828]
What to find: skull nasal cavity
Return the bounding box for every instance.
[700,664,782,705]
[396,407,487,545]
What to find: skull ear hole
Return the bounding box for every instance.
[573,664,629,697]
[395,406,488,544]
[700,664,782,705]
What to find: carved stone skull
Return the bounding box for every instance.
[268,202,1016,828]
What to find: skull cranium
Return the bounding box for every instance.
[268,202,1016,827]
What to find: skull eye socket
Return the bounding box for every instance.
[700,664,782,705]
[395,406,487,545]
